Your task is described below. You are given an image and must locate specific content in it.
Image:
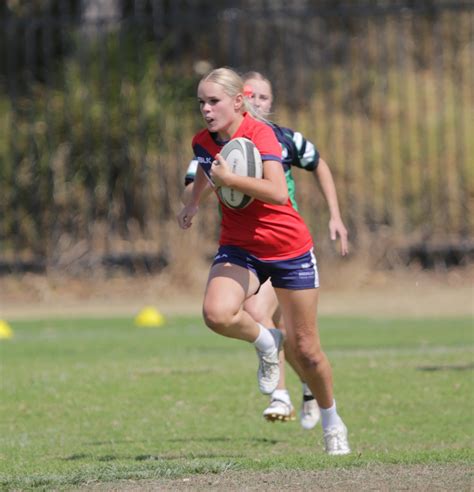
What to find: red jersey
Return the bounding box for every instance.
[192,113,313,260]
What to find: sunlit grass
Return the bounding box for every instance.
[0,315,472,489]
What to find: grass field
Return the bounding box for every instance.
[0,315,473,490]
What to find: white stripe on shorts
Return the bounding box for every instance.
[310,248,320,288]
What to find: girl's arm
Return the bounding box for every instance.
[181,180,213,205]
[177,165,211,229]
[181,158,213,205]
[211,154,288,205]
[313,158,349,255]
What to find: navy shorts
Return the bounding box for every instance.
[212,245,319,290]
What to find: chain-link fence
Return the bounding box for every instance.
[0,0,473,274]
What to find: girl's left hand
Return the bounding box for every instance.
[210,153,233,188]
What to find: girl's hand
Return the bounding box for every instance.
[210,153,233,188]
[329,217,349,256]
[177,204,199,229]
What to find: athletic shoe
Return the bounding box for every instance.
[300,396,320,430]
[323,423,351,455]
[263,398,296,422]
[256,328,283,394]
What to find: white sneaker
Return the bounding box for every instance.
[256,328,283,394]
[263,399,296,422]
[323,423,351,455]
[300,397,320,430]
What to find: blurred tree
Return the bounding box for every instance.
[0,0,83,90]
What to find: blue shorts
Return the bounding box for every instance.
[212,245,319,290]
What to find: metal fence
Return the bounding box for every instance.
[0,0,473,274]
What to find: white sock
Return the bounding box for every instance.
[302,382,313,397]
[253,323,276,353]
[320,399,343,430]
[272,389,291,405]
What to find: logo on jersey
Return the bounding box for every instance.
[214,253,228,261]
[198,156,213,165]
[197,156,213,179]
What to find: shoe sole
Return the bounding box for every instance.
[300,419,319,430]
[263,409,296,423]
[326,449,351,456]
[300,404,321,430]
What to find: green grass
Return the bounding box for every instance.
[0,316,473,490]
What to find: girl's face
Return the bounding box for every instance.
[244,78,273,117]
[197,80,243,139]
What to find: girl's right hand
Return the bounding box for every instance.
[210,154,233,188]
[177,204,199,229]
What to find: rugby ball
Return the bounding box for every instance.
[217,137,263,209]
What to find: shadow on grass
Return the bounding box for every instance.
[64,436,280,462]
[87,436,280,446]
[416,363,474,371]
[166,436,280,444]
[62,452,243,462]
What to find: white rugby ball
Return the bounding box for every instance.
[217,137,263,209]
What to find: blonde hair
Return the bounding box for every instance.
[200,67,263,120]
[202,67,242,98]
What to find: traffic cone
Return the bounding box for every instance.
[134,306,165,327]
[0,320,14,340]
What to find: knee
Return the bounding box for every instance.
[202,302,234,334]
[294,342,325,371]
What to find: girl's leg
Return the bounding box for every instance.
[278,314,320,429]
[274,288,334,408]
[203,262,283,395]
[243,279,278,328]
[244,281,289,389]
[245,281,294,420]
[203,262,261,341]
[275,287,350,455]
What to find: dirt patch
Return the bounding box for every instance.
[1,262,473,320]
[77,464,473,491]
